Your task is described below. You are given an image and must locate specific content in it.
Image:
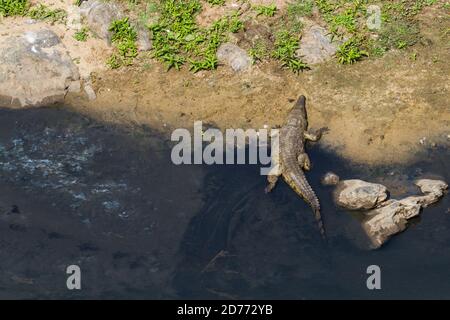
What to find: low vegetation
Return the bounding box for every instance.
[73,27,89,42]
[254,4,278,17]
[272,30,309,73]
[149,0,245,72]
[314,0,437,63]
[0,0,28,16]
[28,4,66,23]
[1,0,440,71]
[206,0,225,5]
[1,0,66,23]
[107,18,139,69]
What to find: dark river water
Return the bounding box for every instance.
[0,107,448,299]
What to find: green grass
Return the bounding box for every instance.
[287,0,314,17]
[228,12,243,33]
[282,0,314,33]
[107,18,138,69]
[206,0,225,5]
[0,0,29,17]
[138,1,160,26]
[272,30,308,73]
[313,0,436,64]
[149,0,245,72]
[73,27,89,42]
[378,20,420,50]
[336,37,368,64]
[28,4,67,23]
[254,4,277,17]
[249,39,269,64]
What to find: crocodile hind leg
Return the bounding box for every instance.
[265,174,280,193]
[298,153,311,171]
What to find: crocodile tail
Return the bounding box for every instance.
[288,165,326,238]
[308,188,326,239]
[314,208,326,239]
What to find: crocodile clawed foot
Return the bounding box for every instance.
[304,127,329,142]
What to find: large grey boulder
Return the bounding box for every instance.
[0,28,80,108]
[334,179,388,210]
[217,43,252,72]
[363,179,448,249]
[79,0,123,44]
[296,25,340,65]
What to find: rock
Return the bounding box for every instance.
[0,28,80,108]
[83,77,97,101]
[79,0,123,45]
[334,179,388,210]
[362,197,422,249]
[321,172,340,186]
[66,5,83,30]
[296,25,340,65]
[415,179,448,200]
[362,178,447,249]
[217,43,252,72]
[136,24,152,51]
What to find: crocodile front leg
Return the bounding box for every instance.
[304,127,328,142]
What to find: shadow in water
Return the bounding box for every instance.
[173,144,450,299]
[0,107,448,299]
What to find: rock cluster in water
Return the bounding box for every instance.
[334,179,388,210]
[333,177,448,249]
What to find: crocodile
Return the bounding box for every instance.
[265,95,326,237]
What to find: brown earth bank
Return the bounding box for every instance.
[67,23,450,165]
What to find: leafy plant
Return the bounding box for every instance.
[272,30,308,73]
[254,4,277,17]
[249,40,269,64]
[228,12,243,33]
[0,0,29,17]
[206,0,225,5]
[336,38,368,64]
[149,0,242,72]
[73,27,89,41]
[108,17,138,68]
[288,0,314,17]
[378,20,419,51]
[106,54,122,69]
[28,4,67,23]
